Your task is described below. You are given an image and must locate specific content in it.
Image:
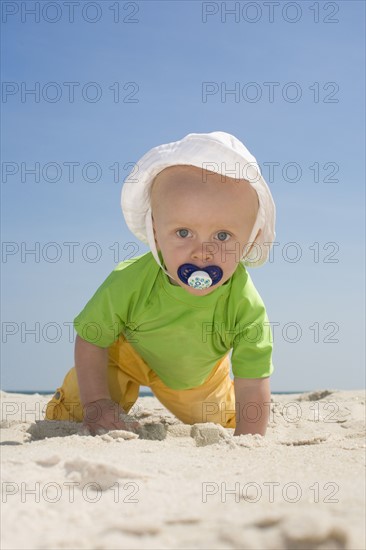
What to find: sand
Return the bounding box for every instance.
[1,389,365,550]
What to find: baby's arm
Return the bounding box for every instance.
[75,334,110,403]
[75,335,139,434]
[233,377,271,436]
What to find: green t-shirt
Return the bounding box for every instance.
[74,252,274,390]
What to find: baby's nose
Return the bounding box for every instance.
[191,241,216,262]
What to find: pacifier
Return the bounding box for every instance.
[177,263,223,290]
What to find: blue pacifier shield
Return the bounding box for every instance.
[177,263,223,290]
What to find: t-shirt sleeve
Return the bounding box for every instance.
[73,270,127,348]
[231,284,274,379]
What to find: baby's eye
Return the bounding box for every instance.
[216,231,231,242]
[176,229,190,238]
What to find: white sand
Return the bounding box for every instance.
[1,389,365,550]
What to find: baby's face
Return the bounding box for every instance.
[151,165,259,296]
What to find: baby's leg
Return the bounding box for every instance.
[45,366,83,421]
[45,356,140,422]
[149,354,236,428]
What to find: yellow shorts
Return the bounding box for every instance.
[45,334,236,428]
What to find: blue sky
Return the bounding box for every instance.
[1,0,365,392]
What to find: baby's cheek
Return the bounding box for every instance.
[219,248,238,270]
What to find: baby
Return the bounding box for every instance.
[46,132,276,437]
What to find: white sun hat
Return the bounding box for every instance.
[121,131,276,272]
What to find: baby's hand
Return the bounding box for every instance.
[82,398,140,436]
